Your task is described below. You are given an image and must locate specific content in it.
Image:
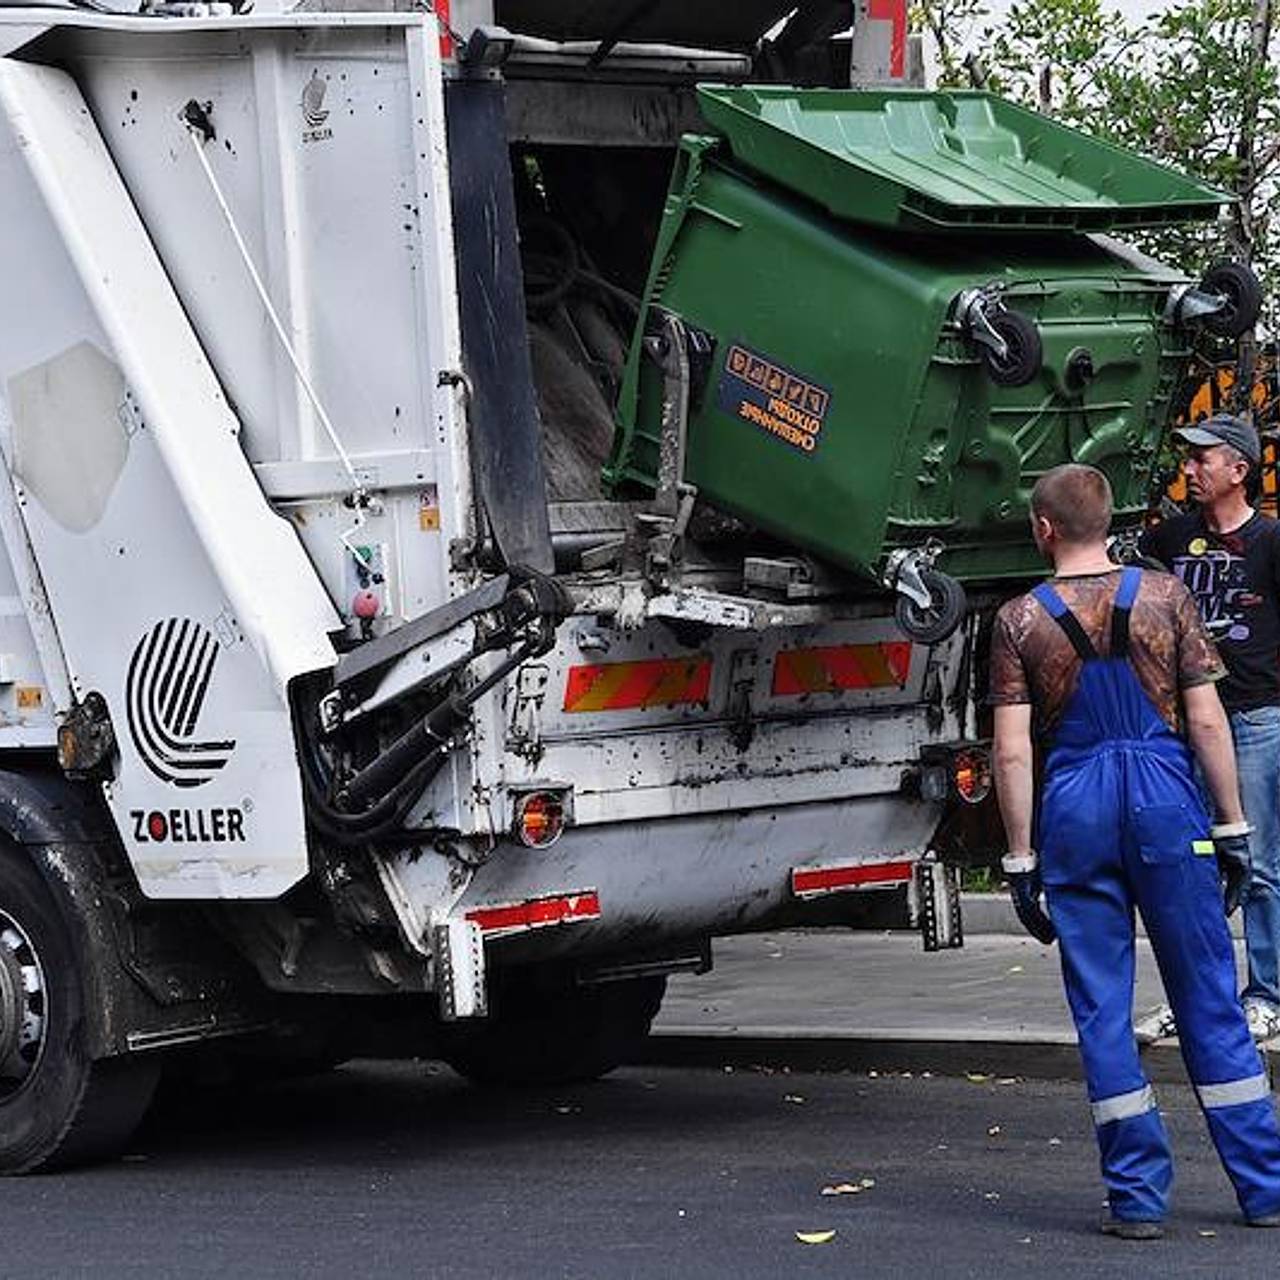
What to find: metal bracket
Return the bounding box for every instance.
[635,308,702,588]
[884,542,942,610]
[432,919,488,1020]
[637,483,698,585]
[955,286,1009,362]
[915,854,964,952]
[1165,281,1229,327]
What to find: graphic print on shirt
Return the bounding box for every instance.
[1171,537,1263,643]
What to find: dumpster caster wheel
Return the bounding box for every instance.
[1197,261,1262,338]
[895,570,967,644]
[978,309,1042,387]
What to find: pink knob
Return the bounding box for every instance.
[352,590,380,620]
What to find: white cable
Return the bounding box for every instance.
[185,128,359,487]
[184,125,373,571]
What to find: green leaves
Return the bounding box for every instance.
[914,0,1279,318]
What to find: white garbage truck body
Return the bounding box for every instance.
[0,3,980,1172]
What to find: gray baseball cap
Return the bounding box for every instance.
[1174,412,1261,464]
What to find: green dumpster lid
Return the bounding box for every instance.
[695,86,1231,233]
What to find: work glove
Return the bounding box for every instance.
[1211,822,1252,917]
[1002,852,1057,945]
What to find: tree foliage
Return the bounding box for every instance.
[914,0,1280,324]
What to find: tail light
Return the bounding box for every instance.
[512,789,571,849]
[917,742,993,805]
[951,747,992,805]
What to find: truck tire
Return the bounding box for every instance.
[0,841,160,1174]
[441,971,666,1088]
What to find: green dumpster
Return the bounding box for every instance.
[608,87,1254,639]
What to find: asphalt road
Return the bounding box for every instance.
[3,1062,1278,1280]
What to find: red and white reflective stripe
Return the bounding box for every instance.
[465,890,601,938]
[791,859,915,899]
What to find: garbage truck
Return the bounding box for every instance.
[0,0,1257,1172]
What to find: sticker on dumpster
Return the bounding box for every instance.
[717,343,831,455]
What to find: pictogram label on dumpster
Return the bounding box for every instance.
[716,343,831,455]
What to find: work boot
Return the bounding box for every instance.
[1101,1218,1164,1240]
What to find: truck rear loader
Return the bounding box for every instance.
[0,0,1254,1171]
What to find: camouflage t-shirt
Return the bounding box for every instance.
[988,568,1225,736]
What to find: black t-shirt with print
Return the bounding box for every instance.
[1139,510,1280,712]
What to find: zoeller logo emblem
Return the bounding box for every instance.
[301,73,333,143]
[126,620,236,788]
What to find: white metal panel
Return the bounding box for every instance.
[480,615,965,827]
[62,16,482,835]
[0,60,339,897]
[36,15,484,833]
[450,790,939,955]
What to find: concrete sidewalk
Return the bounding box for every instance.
[958,891,1247,938]
[645,924,1262,1083]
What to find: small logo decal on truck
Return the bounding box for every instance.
[125,619,236,788]
[301,72,334,143]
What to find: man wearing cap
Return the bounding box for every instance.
[1140,413,1280,1043]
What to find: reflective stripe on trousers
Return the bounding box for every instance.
[1092,1085,1157,1127]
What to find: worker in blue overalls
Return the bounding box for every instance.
[990,462,1280,1238]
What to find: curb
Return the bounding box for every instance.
[638,1028,1271,1085]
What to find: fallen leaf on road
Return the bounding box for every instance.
[795,1231,836,1245]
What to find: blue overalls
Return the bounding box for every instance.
[1033,566,1280,1223]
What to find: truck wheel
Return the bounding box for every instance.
[441,971,666,1088]
[0,844,160,1174]
[1198,261,1262,338]
[895,570,967,645]
[978,309,1042,387]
